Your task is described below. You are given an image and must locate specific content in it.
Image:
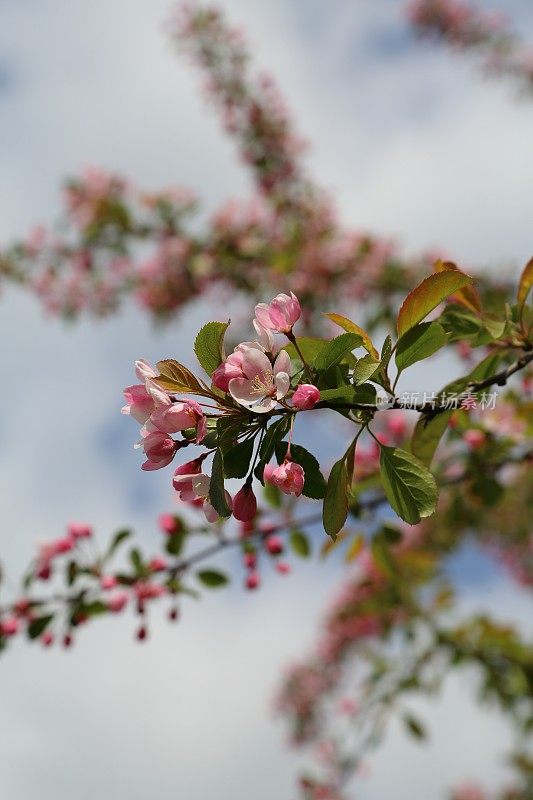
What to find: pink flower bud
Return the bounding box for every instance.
[158,513,182,535]
[172,457,207,501]
[0,617,19,637]
[149,398,206,443]
[255,292,301,333]
[292,383,320,410]
[67,522,93,540]
[212,351,245,392]
[41,631,54,647]
[233,484,257,522]
[243,552,257,570]
[265,459,305,496]
[265,535,284,555]
[463,429,486,449]
[100,575,118,591]
[136,625,148,641]
[245,572,260,591]
[121,384,155,424]
[275,561,291,575]
[138,431,178,471]
[149,557,167,573]
[107,592,129,613]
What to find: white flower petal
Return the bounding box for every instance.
[275,371,290,399]
[241,348,272,380]
[273,349,291,377]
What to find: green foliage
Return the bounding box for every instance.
[289,530,311,558]
[379,446,438,524]
[323,457,349,539]
[397,269,473,336]
[194,321,230,377]
[196,569,229,588]
[313,332,362,372]
[395,322,448,372]
[223,437,254,479]
[209,449,232,518]
[353,353,381,385]
[27,615,54,640]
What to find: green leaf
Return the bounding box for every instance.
[439,306,483,341]
[196,569,229,588]
[154,359,206,395]
[223,437,254,479]
[323,457,349,539]
[194,321,230,377]
[83,601,108,617]
[259,416,291,465]
[209,449,232,518]
[517,257,533,318]
[319,386,356,404]
[66,560,78,586]
[379,446,438,525]
[397,270,474,337]
[216,414,245,447]
[403,714,427,741]
[482,314,506,340]
[289,530,311,558]
[27,615,54,640]
[395,322,448,372]
[263,482,282,508]
[353,353,381,385]
[411,411,452,467]
[275,442,326,500]
[129,548,143,574]
[324,313,379,359]
[283,337,327,363]
[314,333,362,372]
[165,531,185,556]
[104,529,131,561]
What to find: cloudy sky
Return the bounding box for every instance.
[0,1,531,798]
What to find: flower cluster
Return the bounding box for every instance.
[122,293,326,526]
[407,0,533,93]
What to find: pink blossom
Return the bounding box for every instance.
[265,535,284,555]
[229,347,291,413]
[265,459,305,496]
[233,484,257,522]
[134,582,166,602]
[100,575,118,591]
[292,383,320,410]
[0,617,19,637]
[149,556,167,572]
[158,513,182,535]
[246,571,260,590]
[136,430,178,471]
[41,631,54,647]
[463,429,486,449]
[67,522,93,540]
[276,561,291,575]
[148,394,206,443]
[173,458,206,501]
[121,384,155,424]
[212,351,245,392]
[255,291,301,333]
[107,592,129,613]
[134,358,157,383]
